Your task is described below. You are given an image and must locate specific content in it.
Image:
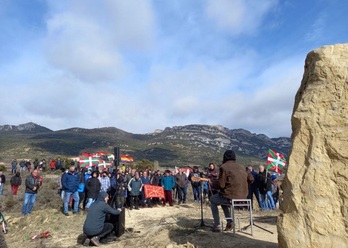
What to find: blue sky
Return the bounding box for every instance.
[0,0,347,138]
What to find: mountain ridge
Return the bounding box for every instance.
[0,122,291,167]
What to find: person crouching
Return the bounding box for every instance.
[83,191,122,246]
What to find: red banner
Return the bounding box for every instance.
[143,184,164,199]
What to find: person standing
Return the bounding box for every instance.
[210,150,254,232]
[11,159,18,174]
[99,171,110,193]
[188,166,202,202]
[246,165,261,209]
[161,170,176,206]
[85,171,101,210]
[0,171,6,196]
[140,171,152,207]
[206,163,219,200]
[62,166,80,216]
[175,168,187,204]
[257,165,275,210]
[127,172,143,210]
[10,172,22,196]
[22,169,41,215]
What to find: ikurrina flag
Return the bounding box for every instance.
[79,154,100,168]
[267,149,287,174]
[143,184,165,199]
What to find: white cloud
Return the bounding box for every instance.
[44,0,156,83]
[205,0,278,35]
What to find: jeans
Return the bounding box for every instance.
[64,191,79,213]
[210,193,232,226]
[22,193,37,215]
[266,191,275,209]
[248,186,261,208]
[177,186,187,204]
[192,185,201,201]
[86,198,95,208]
[0,184,3,196]
[260,191,275,210]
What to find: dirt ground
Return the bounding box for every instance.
[1,172,279,248]
[5,202,278,248]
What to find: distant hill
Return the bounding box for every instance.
[0,122,291,167]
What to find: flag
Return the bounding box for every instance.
[79,155,100,168]
[267,149,286,174]
[143,184,165,199]
[120,155,134,163]
[175,166,192,177]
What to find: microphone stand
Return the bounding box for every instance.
[194,179,213,229]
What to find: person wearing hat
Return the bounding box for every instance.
[210,150,254,232]
[83,191,122,246]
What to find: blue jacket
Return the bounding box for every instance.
[161,175,175,191]
[62,171,79,193]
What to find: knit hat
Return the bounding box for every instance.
[271,174,277,180]
[97,191,108,202]
[223,150,236,163]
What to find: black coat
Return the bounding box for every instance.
[83,192,121,236]
[86,177,101,199]
[10,175,22,186]
[257,171,272,194]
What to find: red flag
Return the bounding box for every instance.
[143,184,165,199]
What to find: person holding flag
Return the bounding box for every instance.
[257,165,275,210]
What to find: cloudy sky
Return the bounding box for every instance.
[1,0,347,138]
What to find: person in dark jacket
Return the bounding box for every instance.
[22,169,41,215]
[206,162,219,200]
[150,170,162,206]
[257,165,275,210]
[246,165,261,209]
[140,171,152,207]
[127,172,143,210]
[86,171,101,209]
[83,191,122,246]
[10,172,22,196]
[62,166,80,216]
[188,166,202,202]
[210,150,254,232]
[175,167,187,204]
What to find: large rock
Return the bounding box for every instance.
[278,43,348,248]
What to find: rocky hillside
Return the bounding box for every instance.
[0,122,291,167]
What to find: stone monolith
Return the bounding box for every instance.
[278,43,348,248]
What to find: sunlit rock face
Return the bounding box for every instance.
[278,43,348,248]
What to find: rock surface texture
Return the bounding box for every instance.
[278,43,348,247]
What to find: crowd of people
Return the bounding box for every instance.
[1,152,281,245]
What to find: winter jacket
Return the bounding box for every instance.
[86,177,101,199]
[151,174,161,186]
[62,171,80,193]
[189,171,202,187]
[25,174,40,194]
[10,175,22,186]
[207,168,219,191]
[175,173,187,188]
[257,171,272,194]
[83,192,121,236]
[128,178,143,196]
[161,175,175,191]
[218,160,254,199]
